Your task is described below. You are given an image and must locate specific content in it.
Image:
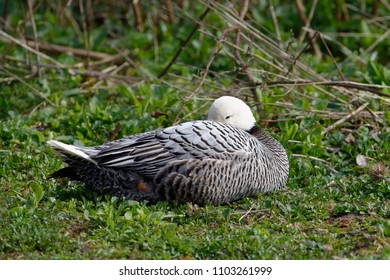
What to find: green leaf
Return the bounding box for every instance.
[29,181,44,208]
[222,208,231,221]
[124,211,133,220]
[286,123,299,140]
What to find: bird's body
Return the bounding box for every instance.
[49,96,289,205]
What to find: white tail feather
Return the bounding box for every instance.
[48,140,95,164]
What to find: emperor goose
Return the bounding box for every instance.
[48,96,289,205]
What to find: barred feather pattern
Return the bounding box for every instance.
[49,120,289,205]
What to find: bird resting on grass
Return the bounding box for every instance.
[48,96,289,205]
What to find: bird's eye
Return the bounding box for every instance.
[225,115,231,119]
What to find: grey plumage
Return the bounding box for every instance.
[49,96,289,205]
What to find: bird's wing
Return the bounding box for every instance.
[92,121,253,177]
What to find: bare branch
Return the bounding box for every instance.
[158,7,211,79]
[322,102,370,135]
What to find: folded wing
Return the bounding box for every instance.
[92,121,253,179]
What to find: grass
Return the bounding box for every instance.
[0,0,389,259]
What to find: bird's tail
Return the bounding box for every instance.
[48,140,96,164]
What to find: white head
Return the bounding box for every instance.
[207,96,256,131]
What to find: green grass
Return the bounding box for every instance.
[0,83,388,259]
[0,1,389,259]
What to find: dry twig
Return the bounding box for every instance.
[26,0,41,75]
[158,7,211,78]
[233,0,263,116]
[262,80,390,98]
[132,0,144,32]
[24,39,124,61]
[0,65,55,106]
[0,30,68,71]
[295,0,322,58]
[292,154,338,173]
[318,33,346,81]
[238,206,270,223]
[172,26,236,124]
[322,102,370,135]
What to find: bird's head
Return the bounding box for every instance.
[207,96,256,131]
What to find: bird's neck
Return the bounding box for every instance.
[248,126,287,156]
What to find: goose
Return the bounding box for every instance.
[48,96,289,205]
